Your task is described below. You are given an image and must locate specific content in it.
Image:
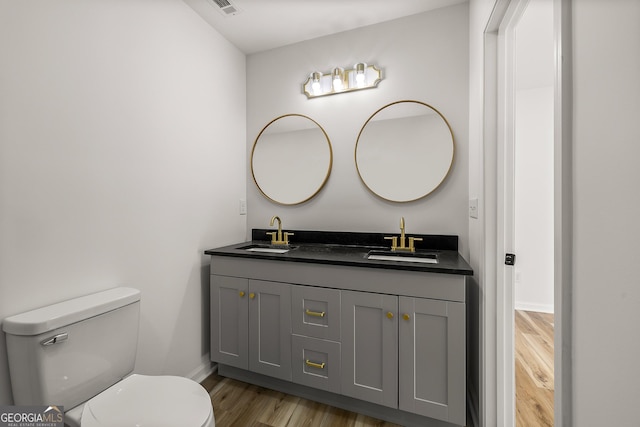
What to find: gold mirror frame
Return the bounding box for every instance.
[251,114,333,205]
[354,100,455,202]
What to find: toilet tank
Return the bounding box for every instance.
[2,287,141,409]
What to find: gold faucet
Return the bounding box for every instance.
[267,215,294,245]
[385,217,422,252]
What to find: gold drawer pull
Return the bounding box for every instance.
[305,359,326,369]
[386,311,394,319]
[249,293,255,299]
[403,313,410,321]
[305,309,326,318]
[239,291,245,297]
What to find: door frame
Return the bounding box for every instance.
[495,1,524,424]
[482,0,573,425]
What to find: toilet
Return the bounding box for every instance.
[3,287,215,427]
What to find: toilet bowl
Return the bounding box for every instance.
[2,287,215,427]
[65,375,214,427]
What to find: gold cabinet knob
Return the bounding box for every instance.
[239,291,245,297]
[386,311,394,319]
[249,292,255,299]
[403,313,411,321]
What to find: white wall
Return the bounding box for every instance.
[0,0,246,404]
[514,86,554,313]
[513,0,554,314]
[246,4,470,258]
[573,0,640,424]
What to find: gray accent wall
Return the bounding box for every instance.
[246,4,470,259]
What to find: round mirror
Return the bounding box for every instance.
[251,114,333,205]
[355,100,454,202]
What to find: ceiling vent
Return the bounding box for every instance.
[209,0,241,16]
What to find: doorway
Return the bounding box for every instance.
[512,1,555,425]
[484,0,572,425]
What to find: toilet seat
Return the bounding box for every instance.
[80,374,214,427]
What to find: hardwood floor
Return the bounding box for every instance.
[200,310,553,427]
[200,374,401,427]
[515,310,554,427]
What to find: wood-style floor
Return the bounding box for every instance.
[200,374,402,427]
[515,310,554,427]
[200,310,554,427]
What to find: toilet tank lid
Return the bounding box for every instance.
[2,287,141,336]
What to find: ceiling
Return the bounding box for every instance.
[182,0,468,54]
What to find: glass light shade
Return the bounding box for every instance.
[311,72,322,95]
[354,63,367,87]
[332,67,344,91]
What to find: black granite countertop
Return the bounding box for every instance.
[204,229,473,276]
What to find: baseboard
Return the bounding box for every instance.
[186,356,217,383]
[514,302,554,313]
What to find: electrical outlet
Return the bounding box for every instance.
[239,199,247,215]
[469,198,478,219]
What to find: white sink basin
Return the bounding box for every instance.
[246,247,290,254]
[238,244,294,254]
[367,251,439,264]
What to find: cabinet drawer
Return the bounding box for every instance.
[291,335,341,393]
[292,286,340,341]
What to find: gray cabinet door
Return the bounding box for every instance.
[248,279,292,381]
[399,296,466,425]
[210,275,249,369]
[341,290,398,409]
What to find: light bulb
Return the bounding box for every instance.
[311,72,322,95]
[332,67,344,91]
[354,63,367,87]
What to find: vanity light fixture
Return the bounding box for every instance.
[303,63,382,98]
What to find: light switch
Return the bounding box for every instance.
[239,199,247,215]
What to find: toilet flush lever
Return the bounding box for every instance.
[41,332,68,346]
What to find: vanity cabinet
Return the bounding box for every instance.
[209,255,468,427]
[210,276,292,381]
